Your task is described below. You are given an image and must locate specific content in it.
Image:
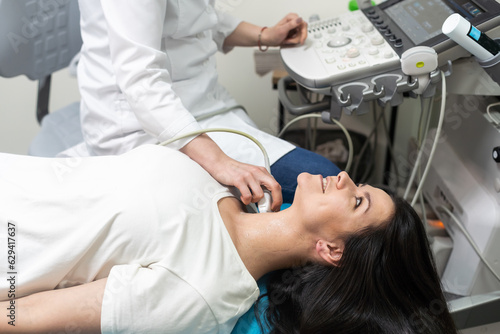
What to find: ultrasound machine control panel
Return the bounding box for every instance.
[280,0,500,91]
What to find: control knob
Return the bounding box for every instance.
[327,36,352,48]
[493,146,500,163]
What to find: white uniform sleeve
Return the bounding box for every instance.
[212,10,242,54]
[100,0,202,148]
[101,264,218,334]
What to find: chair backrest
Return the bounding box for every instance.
[0,0,82,80]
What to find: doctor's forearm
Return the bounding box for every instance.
[180,134,226,173]
[180,135,283,211]
[223,21,267,48]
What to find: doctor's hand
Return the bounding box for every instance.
[180,134,283,212]
[263,13,308,47]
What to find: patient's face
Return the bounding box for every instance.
[293,171,394,237]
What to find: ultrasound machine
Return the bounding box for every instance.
[279,0,500,330]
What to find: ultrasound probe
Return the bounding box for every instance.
[442,13,500,61]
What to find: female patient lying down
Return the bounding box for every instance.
[0,145,457,333]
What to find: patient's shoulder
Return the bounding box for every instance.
[123,144,220,187]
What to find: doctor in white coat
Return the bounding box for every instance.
[70,0,341,207]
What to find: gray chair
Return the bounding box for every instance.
[0,0,84,156]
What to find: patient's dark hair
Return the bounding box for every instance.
[258,196,457,334]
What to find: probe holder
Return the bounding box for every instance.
[475,39,500,86]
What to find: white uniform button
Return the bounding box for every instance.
[384,51,394,58]
[325,57,336,64]
[368,47,379,55]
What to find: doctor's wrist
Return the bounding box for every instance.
[258,27,269,52]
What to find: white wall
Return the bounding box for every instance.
[0,69,80,154]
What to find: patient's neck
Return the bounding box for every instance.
[218,197,312,281]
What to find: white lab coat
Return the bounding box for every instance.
[72,0,294,166]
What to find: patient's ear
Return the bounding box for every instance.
[315,240,343,266]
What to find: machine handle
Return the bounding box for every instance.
[449,291,500,330]
[278,76,330,115]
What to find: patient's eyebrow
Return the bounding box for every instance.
[364,191,371,214]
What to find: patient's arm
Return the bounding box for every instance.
[0,278,106,333]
